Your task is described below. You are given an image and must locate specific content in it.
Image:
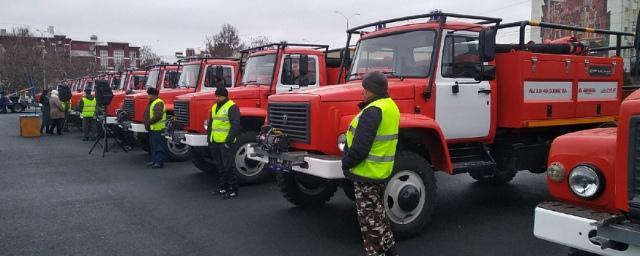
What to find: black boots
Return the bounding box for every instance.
[384,246,399,256]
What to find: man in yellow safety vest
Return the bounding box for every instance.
[144,87,166,169]
[341,71,400,256]
[78,88,96,141]
[208,87,241,198]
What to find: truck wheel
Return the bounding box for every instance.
[277,171,337,208]
[191,146,218,174]
[384,151,437,239]
[10,104,24,113]
[231,131,271,185]
[164,140,191,162]
[468,168,517,184]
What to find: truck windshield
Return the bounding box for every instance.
[118,74,128,90]
[177,64,201,88]
[349,30,436,79]
[241,54,276,85]
[145,70,160,89]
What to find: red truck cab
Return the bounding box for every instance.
[248,12,633,238]
[105,70,148,123]
[534,90,640,256]
[169,43,347,184]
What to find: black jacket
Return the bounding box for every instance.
[207,99,241,145]
[341,95,389,183]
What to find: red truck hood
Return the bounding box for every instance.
[286,79,416,102]
[227,85,263,99]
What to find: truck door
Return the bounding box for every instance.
[435,32,491,139]
[276,54,320,94]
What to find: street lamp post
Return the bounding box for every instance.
[334,11,360,31]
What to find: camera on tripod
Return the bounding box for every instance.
[89,80,130,156]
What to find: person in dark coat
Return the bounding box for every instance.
[39,89,52,134]
[0,91,8,113]
[207,87,241,198]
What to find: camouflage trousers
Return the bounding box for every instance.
[354,181,395,256]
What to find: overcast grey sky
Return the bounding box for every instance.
[0,0,532,60]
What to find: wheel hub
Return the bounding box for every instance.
[398,185,421,212]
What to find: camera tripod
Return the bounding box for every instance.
[89,112,130,157]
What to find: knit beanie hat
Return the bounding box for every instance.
[215,87,228,97]
[362,71,388,96]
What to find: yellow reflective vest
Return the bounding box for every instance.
[209,100,236,143]
[149,98,166,131]
[81,97,96,118]
[346,98,400,180]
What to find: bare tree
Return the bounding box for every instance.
[140,45,161,68]
[244,36,272,48]
[205,24,244,57]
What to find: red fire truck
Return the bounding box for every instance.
[248,12,634,238]
[122,60,237,161]
[105,69,148,122]
[534,89,640,256]
[167,43,348,184]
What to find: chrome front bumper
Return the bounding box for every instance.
[534,202,640,256]
[247,144,345,179]
[128,122,147,133]
[106,116,118,124]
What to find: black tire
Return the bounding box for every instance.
[468,168,517,184]
[191,146,218,174]
[567,248,599,256]
[164,139,191,162]
[10,104,24,113]
[231,131,272,185]
[384,151,437,239]
[277,171,337,208]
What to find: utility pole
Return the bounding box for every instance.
[334,11,360,31]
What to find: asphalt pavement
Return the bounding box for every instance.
[0,112,567,256]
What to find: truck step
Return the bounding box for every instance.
[452,161,496,174]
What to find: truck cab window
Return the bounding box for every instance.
[145,70,160,89]
[163,71,179,89]
[178,64,201,88]
[204,66,233,88]
[350,30,436,79]
[441,35,481,78]
[280,55,317,86]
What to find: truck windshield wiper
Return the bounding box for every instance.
[348,72,365,79]
[380,71,404,80]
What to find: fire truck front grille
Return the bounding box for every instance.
[268,103,310,143]
[123,99,135,121]
[630,116,640,216]
[174,101,190,127]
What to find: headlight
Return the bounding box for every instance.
[203,120,208,131]
[337,133,347,152]
[547,162,565,182]
[568,165,603,199]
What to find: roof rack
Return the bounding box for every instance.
[497,20,635,56]
[240,42,329,54]
[176,57,239,63]
[346,11,502,34]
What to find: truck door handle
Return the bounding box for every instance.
[478,89,491,94]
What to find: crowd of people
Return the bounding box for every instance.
[38,87,95,137]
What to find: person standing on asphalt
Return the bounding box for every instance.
[341,71,400,256]
[48,90,65,135]
[144,87,166,169]
[207,87,240,198]
[0,91,8,113]
[39,89,52,134]
[77,88,96,141]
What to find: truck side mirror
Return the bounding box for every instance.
[215,66,226,87]
[475,64,496,81]
[299,54,309,87]
[479,28,496,62]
